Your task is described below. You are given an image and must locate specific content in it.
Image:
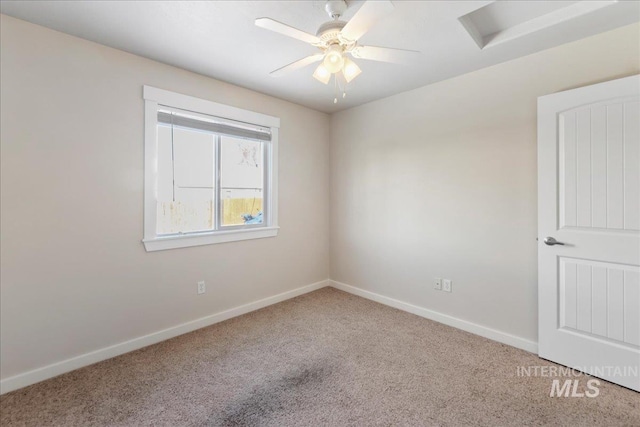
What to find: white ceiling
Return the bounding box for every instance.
[1,0,638,113]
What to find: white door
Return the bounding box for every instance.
[538,75,640,391]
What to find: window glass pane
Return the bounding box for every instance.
[156,125,215,234]
[220,136,264,226]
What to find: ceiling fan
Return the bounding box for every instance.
[255,0,419,102]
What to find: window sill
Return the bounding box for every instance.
[143,226,279,252]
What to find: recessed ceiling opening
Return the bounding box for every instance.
[459,0,619,49]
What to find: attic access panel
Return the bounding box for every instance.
[459,0,618,49]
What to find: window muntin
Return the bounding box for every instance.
[143,86,279,251]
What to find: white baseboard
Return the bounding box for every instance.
[330,280,538,354]
[0,279,329,395]
[1,278,538,395]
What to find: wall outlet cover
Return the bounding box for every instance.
[434,278,442,290]
[443,279,452,292]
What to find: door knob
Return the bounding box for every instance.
[543,237,565,246]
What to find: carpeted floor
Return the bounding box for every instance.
[1,287,638,426]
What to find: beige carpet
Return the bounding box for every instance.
[1,287,638,426]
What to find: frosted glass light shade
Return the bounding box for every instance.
[323,45,344,73]
[313,64,331,84]
[342,57,362,83]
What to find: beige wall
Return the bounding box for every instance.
[0,15,330,380]
[330,23,640,343]
[2,12,639,386]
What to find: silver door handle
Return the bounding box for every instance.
[543,237,565,246]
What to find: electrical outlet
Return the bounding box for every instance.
[442,279,452,293]
[197,281,206,295]
[434,278,442,290]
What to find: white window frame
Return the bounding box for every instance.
[142,86,279,252]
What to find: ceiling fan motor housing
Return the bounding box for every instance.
[316,20,347,43]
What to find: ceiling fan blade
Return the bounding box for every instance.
[350,45,420,64]
[340,0,395,42]
[255,18,321,45]
[269,54,324,77]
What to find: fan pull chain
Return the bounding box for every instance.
[333,74,348,103]
[331,74,348,103]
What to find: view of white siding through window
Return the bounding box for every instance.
[156,122,264,235]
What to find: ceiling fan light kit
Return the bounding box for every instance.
[255,0,420,103]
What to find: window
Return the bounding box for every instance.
[143,86,279,251]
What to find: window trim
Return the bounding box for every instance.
[142,86,279,252]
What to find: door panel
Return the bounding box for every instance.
[538,75,640,392]
[559,258,639,345]
[559,99,639,232]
